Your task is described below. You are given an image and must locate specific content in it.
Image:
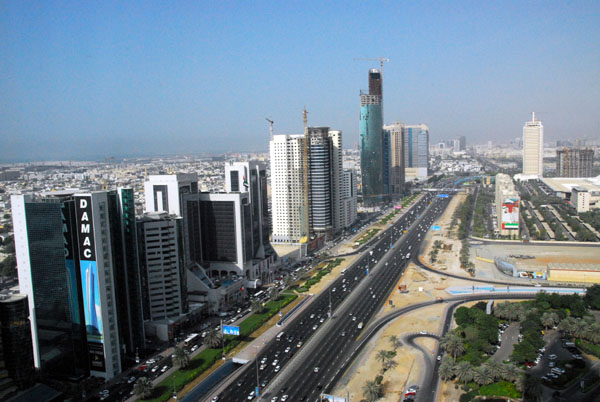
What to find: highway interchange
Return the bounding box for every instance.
[210,191,452,401]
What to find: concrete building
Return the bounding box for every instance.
[137,213,185,322]
[548,263,600,284]
[404,124,429,179]
[144,173,199,216]
[495,174,520,237]
[341,169,358,229]
[0,294,34,391]
[384,122,405,197]
[541,176,600,211]
[360,69,386,205]
[556,148,594,178]
[522,112,544,177]
[570,187,591,213]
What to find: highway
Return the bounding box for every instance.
[207,192,451,401]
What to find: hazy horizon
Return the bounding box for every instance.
[2,1,599,163]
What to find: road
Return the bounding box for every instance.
[204,192,450,401]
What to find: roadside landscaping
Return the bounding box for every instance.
[353,228,380,247]
[296,258,344,293]
[141,293,297,402]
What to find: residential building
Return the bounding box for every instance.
[522,112,544,177]
[556,148,594,178]
[341,169,358,229]
[495,174,520,237]
[144,173,199,216]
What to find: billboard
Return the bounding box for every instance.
[320,395,346,402]
[62,202,81,325]
[501,198,520,230]
[223,325,240,336]
[75,196,105,372]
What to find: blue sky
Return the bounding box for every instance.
[1,1,599,162]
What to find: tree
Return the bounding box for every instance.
[540,312,559,329]
[0,255,17,277]
[133,377,154,399]
[523,375,543,402]
[205,328,222,349]
[583,321,600,344]
[362,380,382,402]
[473,365,493,386]
[584,284,600,310]
[383,359,398,372]
[172,346,190,369]
[558,316,577,335]
[501,363,522,383]
[454,361,473,384]
[439,358,455,381]
[483,360,504,382]
[440,334,465,362]
[572,319,588,339]
[251,299,262,313]
[388,335,402,352]
[375,350,394,373]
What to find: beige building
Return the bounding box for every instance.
[548,263,600,284]
[570,187,590,213]
[522,112,544,177]
[495,173,520,236]
[541,176,600,211]
[384,122,405,197]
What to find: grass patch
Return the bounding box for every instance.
[479,380,521,399]
[353,229,380,247]
[141,294,297,401]
[296,259,343,292]
[577,340,600,359]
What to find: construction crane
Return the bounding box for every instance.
[353,57,390,74]
[266,117,274,140]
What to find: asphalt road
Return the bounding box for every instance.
[205,193,449,402]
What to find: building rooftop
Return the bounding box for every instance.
[548,263,600,272]
[541,176,600,193]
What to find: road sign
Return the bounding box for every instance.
[223,325,240,336]
[431,225,441,230]
[437,194,449,198]
[256,386,260,396]
[366,268,369,276]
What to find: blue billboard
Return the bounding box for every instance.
[437,194,449,198]
[223,325,240,336]
[431,225,441,230]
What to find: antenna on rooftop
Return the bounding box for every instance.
[266,117,274,140]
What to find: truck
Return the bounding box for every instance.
[358,322,363,329]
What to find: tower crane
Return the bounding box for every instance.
[266,117,274,140]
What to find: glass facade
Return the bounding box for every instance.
[307,127,332,233]
[0,295,34,389]
[360,101,384,204]
[200,201,237,262]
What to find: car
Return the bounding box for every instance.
[271,397,279,402]
[260,364,266,370]
[211,397,219,402]
[272,359,279,366]
[281,395,289,401]
[548,354,558,360]
[352,316,357,321]
[297,341,303,348]
[236,380,243,387]
[548,361,555,367]
[310,314,315,319]
[341,331,346,337]
[152,366,159,373]
[274,365,281,372]
[314,367,319,373]
[437,355,442,361]
[261,357,267,364]
[419,331,427,335]
[128,376,136,384]
[247,390,256,400]
[319,317,324,323]
[408,385,420,392]
[161,365,168,372]
[285,347,291,353]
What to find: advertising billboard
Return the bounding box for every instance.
[501,198,520,230]
[75,196,106,372]
[223,325,240,336]
[62,202,81,325]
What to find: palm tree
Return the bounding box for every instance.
[441,334,465,361]
[483,360,503,382]
[573,319,588,339]
[383,359,398,372]
[501,363,522,383]
[523,375,543,402]
[454,361,474,384]
[389,335,402,352]
[473,365,493,386]
[251,299,262,313]
[583,322,600,344]
[540,312,559,329]
[133,377,154,399]
[362,380,382,402]
[172,346,190,369]
[376,350,390,373]
[558,316,577,335]
[205,328,222,349]
[439,358,455,381]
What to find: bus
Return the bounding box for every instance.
[276,331,285,341]
[184,333,199,346]
[252,290,265,299]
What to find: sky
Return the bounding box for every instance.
[1,1,599,162]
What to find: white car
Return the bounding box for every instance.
[314,367,319,373]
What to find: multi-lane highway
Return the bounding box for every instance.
[207,192,452,401]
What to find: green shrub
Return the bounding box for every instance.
[479,380,521,399]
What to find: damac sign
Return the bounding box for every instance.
[75,196,96,261]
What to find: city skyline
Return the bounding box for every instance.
[1,1,599,162]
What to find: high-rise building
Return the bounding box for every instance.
[341,169,358,229]
[384,122,405,197]
[360,69,386,205]
[224,161,272,259]
[0,294,34,391]
[495,173,520,237]
[270,128,345,243]
[458,135,467,151]
[404,124,429,179]
[522,112,544,177]
[556,148,594,178]
[13,189,145,380]
[144,174,199,216]
[12,194,89,380]
[137,213,185,321]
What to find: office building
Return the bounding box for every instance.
[458,135,466,151]
[12,194,89,380]
[384,122,405,197]
[144,173,199,216]
[570,187,591,213]
[404,124,429,179]
[0,331,18,400]
[0,294,34,390]
[341,169,358,229]
[224,161,272,259]
[495,174,520,237]
[270,128,345,243]
[522,112,544,177]
[137,213,185,322]
[556,148,594,178]
[360,69,386,205]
